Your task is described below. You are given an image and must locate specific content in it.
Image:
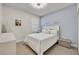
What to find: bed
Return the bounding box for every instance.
[24,26,59,55]
[0,33,16,55]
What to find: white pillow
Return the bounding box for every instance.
[49,30,57,34]
[49,26,59,31]
[42,28,50,34]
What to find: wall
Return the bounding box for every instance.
[3,6,40,42]
[0,4,2,34]
[41,4,78,46]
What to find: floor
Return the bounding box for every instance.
[16,42,78,55]
[0,41,16,55]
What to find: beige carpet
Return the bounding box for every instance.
[16,42,78,55]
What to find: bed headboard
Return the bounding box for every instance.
[42,25,59,34]
[49,25,59,31]
[43,25,59,31]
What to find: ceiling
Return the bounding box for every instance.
[3,3,75,16]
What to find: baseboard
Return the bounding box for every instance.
[16,40,23,43]
[71,43,78,48]
[60,37,78,48]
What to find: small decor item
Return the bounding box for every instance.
[15,20,21,26]
[30,3,47,9]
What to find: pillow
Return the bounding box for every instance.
[46,25,59,31]
[49,30,57,34]
[42,28,50,34]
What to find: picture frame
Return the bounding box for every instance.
[15,20,21,26]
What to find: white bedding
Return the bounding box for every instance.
[0,33,16,43]
[28,33,56,40]
[0,33,16,55]
[24,32,59,55]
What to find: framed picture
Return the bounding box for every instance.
[15,20,21,26]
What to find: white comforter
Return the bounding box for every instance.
[0,33,16,55]
[0,33,16,43]
[28,33,55,40]
[24,33,59,55]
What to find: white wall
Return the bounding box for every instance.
[0,4,2,33]
[41,4,78,46]
[3,6,40,42]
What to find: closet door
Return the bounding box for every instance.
[78,4,79,54]
[78,13,79,53]
[0,3,2,33]
[32,15,40,33]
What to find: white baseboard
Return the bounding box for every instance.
[71,43,78,48]
[16,40,23,43]
[60,37,78,48]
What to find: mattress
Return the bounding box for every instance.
[28,33,56,40]
[0,33,16,43]
[24,33,58,54]
[0,33,16,55]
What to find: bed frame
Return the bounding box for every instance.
[24,26,59,55]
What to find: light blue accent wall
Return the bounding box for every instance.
[41,4,78,45]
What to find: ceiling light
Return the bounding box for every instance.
[30,3,47,9]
